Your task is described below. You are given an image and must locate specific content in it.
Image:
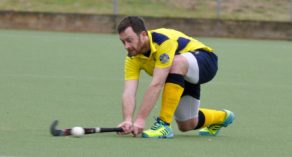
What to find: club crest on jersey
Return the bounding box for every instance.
[159,53,170,64]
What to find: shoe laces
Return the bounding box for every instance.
[151,118,166,130]
[207,124,223,131]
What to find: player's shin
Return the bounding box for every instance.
[159,74,184,124]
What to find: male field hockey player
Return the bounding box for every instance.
[117,16,235,138]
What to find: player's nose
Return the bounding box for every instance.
[124,43,131,50]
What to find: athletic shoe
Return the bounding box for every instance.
[142,118,174,138]
[199,109,235,136]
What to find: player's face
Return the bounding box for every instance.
[119,27,146,57]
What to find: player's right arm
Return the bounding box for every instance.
[118,79,138,135]
[118,57,141,135]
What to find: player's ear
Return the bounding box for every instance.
[139,31,148,40]
[140,31,147,37]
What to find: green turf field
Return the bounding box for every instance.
[0,29,291,157]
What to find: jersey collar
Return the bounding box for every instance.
[139,31,156,59]
[148,31,157,55]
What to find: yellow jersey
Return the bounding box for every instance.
[124,28,214,80]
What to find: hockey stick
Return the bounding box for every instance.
[50,120,123,136]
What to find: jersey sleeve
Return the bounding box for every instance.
[124,56,142,80]
[154,40,178,68]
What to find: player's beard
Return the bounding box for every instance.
[127,36,144,57]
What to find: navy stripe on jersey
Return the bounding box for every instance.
[175,37,190,54]
[151,32,169,45]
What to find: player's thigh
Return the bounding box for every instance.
[181,49,218,84]
[192,49,218,84]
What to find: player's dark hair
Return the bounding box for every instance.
[117,16,147,35]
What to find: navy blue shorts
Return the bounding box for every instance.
[182,49,218,99]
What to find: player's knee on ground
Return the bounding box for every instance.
[176,119,198,132]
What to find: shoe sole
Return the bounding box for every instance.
[142,133,174,139]
[199,130,220,136]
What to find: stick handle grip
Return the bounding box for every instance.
[94,127,124,133]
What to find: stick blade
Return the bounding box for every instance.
[50,120,64,136]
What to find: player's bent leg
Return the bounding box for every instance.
[177,50,234,136]
[175,98,235,136]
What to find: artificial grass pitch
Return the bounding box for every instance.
[0,29,291,157]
